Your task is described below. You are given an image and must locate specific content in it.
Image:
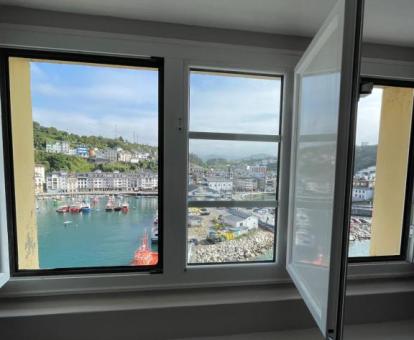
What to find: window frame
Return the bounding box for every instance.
[348,76,414,263]
[186,67,284,266]
[0,48,164,276]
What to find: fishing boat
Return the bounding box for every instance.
[114,203,122,212]
[70,204,81,213]
[105,198,114,211]
[121,202,129,213]
[151,225,158,244]
[56,205,69,213]
[81,204,91,213]
[131,230,158,266]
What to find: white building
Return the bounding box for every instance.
[223,214,259,230]
[45,141,70,154]
[140,174,158,190]
[34,164,46,194]
[117,150,132,163]
[352,186,374,202]
[206,177,233,192]
[234,177,258,191]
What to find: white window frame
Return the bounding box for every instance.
[185,65,283,267]
[0,22,412,298]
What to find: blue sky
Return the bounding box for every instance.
[189,71,281,159]
[31,61,159,146]
[31,64,282,159]
[31,62,380,158]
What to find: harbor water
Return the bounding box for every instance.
[36,196,158,269]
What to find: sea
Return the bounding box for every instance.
[36,196,158,269]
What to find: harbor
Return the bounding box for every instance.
[36,195,158,269]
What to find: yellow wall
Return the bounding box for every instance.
[9,57,39,269]
[370,87,414,256]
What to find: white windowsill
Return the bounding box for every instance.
[0,276,413,319]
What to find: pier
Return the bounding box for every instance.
[36,190,158,198]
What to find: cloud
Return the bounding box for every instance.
[33,108,158,146]
[189,73,281,135]
[30,61,159,146]
[355,88,382,145]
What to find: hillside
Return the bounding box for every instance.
[354,144,377,172]
[33,122,157,154]
[33,122,157,173]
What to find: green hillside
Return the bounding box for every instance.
[33,122,157,173]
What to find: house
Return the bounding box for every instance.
[223,214,258,230]
[33,164,45,194]
[45,141,70,154]
[206,177,233,192]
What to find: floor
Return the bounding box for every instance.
[176,319,414,340]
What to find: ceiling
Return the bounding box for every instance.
[0,0,413,47]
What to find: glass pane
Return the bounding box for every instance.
[9,57,160,270]
[287,0,347,334]
[187,206,276,264]
[189,139,278,202]
[349,85,413,257]
[189,70,281,135]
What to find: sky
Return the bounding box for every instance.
[31,61,159,146]
[31,64,282,159]
[355,87,383,146]
[189,72,281,159]
[31,62,379,159]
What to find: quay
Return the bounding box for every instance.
[36,191,158,197]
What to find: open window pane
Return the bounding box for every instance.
[189,139,278,202]
[287,0,363,337]
[187,206,276,264]
[189,70,281,135]
[7,55,161,271]
[349,84,414,258]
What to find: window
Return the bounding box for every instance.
[348,79,414,259]
[187,69,282,265]
[1,50,163,274]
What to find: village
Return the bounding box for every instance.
[34,140,158,194]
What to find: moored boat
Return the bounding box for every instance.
[70,204,81,213]
[121,202,129,213]
[81,204,91,213]
[151,225,158,244]
[131,230,158,266]
[105,197,114,211]
[56,205,70,213]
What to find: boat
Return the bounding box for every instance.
[56,205,69,213]
[69,204,81,213]
[131,230,158,266]
[114,203,122,212]
[121,202,129,213]
[105,198,114,211]
[63,220,73,226]
[151,225,158,244]
[81,204,91,213]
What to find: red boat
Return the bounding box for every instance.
[69,204,81,213]
[131,230,158,266]
[56,205,69,213]
[121,202,129,213]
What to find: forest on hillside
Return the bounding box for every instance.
[33,122,157,173]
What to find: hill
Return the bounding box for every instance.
[33,122,157,173]
[33,121,157,154]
